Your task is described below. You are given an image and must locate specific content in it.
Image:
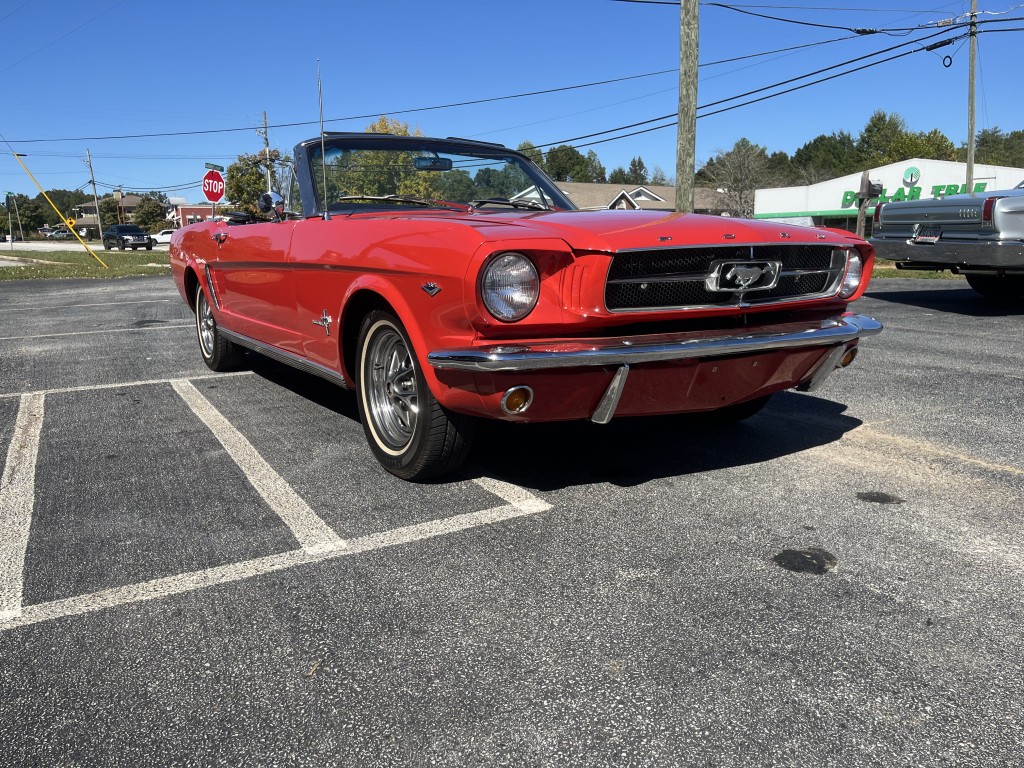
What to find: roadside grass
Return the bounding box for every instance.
[0,249,169,281]
[872,258,962,280]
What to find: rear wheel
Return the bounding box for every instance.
[195,283,243,371]
[356,310,475,481]
[966,273,1024,299]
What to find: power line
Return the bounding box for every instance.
[5,69,678,145]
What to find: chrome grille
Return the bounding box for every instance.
[605,245,847,311]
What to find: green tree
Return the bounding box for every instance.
[516,140,545,170]
[544,145,590,182]
[857,111,909,166]
[649,166,669,186]
[608,167,629,185]
[98,198,121,230]
[698,138,771,217]
[890,128,955,162]
[791,131,860,183]
[133,197,169,232]
[226,148,284,215]
[626,157,648,185]
[34,189,88,222]
[584,150,606,183]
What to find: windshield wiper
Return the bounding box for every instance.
[471,198,550,211]
[334,194,436,207]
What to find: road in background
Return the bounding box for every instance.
[0,276,1020,766]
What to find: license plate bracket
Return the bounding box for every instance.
[914,225,941,244]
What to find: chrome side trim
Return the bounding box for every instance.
[219,328,349,389]
[204,265,221,310]
[427,313,882,373]
[591,364,630,425]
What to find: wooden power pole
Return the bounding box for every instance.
[965,0,978,193]
[676,0,699,213]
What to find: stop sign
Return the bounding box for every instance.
[202,169,225,203]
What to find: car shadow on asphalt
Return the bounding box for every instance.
[244,355,862,491]
[867,286,1024,317]
[469,391,860,491]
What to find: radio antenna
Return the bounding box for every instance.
[317,60,331,221]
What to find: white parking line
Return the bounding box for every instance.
[0,488,552,632]
[171,380,346,553]
[0,323,191,342]
[0,371,254,400]
[0,299,172,314]
[0,393,45,620]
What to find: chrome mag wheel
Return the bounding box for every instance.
[364,322,418,452]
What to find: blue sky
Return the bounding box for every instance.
[1,0,1021,202]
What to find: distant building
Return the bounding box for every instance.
[556,183,730,214]
[72,194,147,233]
[755,158,1024,234]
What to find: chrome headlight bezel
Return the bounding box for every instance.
[479,251,540,322]
[838,249,863,299]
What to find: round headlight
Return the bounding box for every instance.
[839,250,863,299]
[480,252,539,322]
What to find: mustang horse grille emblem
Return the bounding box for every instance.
[706,259,782,293]
[725,265,764,289]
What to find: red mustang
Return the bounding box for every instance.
[170,133,881,480]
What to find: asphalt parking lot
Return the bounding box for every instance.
[0,275,1021,766]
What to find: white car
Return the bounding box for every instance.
[151,229,176,245]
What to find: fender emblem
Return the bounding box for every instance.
[422,282,441,297]
[312,309,332,336]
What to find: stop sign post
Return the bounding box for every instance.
[202,169,225,204]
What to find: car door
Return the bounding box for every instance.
[207,220,304,355]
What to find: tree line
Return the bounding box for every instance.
[697,111,1024,217]
[2,188,169,238]
[7,111,1023,232]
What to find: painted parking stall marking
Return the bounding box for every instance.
[0,373,553,632]
[171,379,346,553]
[0,394,44,620]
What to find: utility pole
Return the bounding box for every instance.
[965,0,978,193]
[12,194,24,241]
[676,0,699,213]
[259,111,272,193]
[85,149,104,238]
[5,194,11,250]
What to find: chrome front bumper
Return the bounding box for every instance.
[427,313,883,373]
[869,237,1024,268]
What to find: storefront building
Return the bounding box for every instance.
[754,158,1024,234]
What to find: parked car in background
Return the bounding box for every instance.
[171,132,882,481]
[870,180,1024,298]
[47,229,72,239]
[151,229,176,244]
[103,224,153,251]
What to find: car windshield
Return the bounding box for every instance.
[306,137,575,213]
[119,226,145,234]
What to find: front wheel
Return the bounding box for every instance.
[966,273,1024,299]
[195,283,243,371]
[356,310,475,481]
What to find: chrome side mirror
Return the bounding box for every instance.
[258,191,285,220]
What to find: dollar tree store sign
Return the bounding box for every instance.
[841,166,988,208]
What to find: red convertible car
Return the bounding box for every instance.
[170,133,881,480]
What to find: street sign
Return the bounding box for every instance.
[205,163,225,172]
[203,170,225,203]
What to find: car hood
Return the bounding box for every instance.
[426,209,862,252]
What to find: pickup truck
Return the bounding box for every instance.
[870,181,1024,298]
